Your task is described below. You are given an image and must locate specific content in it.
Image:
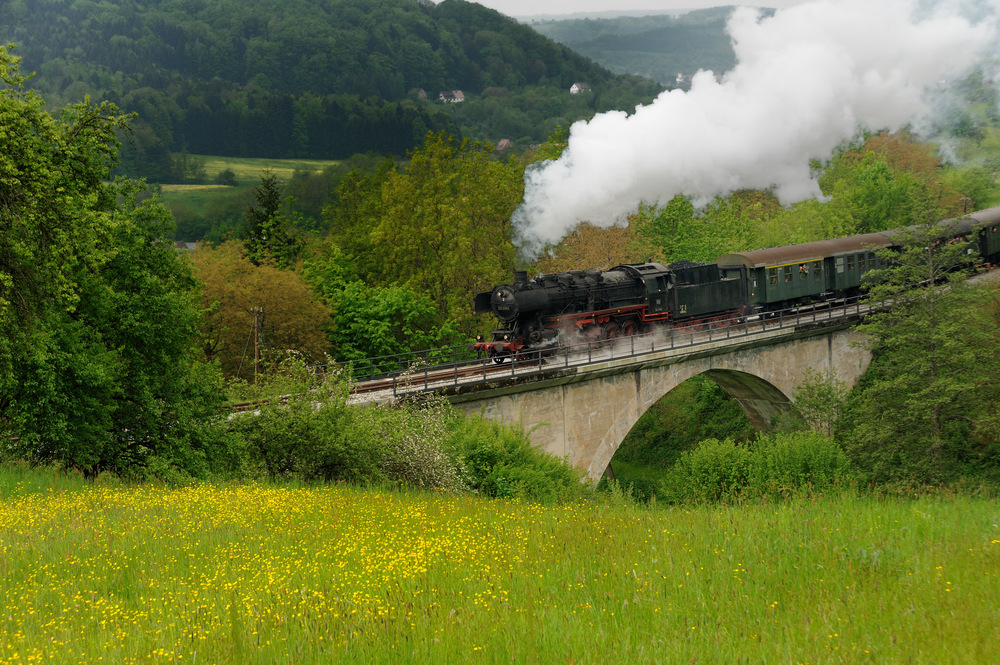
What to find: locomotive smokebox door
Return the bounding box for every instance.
[474,292,493,314]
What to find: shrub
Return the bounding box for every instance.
[363,397,468,493]
[445,416,588,502]
[659,432,852,504]
[660,438,751,503]
[225,372,385,483]
[745,431,853,498]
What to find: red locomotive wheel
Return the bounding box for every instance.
[621,320,638,336]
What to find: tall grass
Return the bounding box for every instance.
[1,473,997,664]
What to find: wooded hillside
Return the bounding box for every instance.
[1,0,662,178]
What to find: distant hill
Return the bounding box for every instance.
[1,0,663,180]
[530,7,769,85]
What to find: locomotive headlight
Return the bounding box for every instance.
[504,334,510,341]
[476,334,483,342]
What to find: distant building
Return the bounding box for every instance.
[495,138,513,152]
[174,241,198,251]
[570,82,591,94]
[410,87,427,100]
[439,90,465,103]
[675,73,692,87]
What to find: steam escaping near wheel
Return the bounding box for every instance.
[512,0,997,257]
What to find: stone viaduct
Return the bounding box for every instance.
[445,316,872,482]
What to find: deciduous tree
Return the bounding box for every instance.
[192,240,330,380]
[1,46,227,476]
[838,198,1000,483]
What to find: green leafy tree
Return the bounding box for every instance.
[782,368,848,437]
[0,46,227,476]
[369,132,522,333]
[838,198,1000,483]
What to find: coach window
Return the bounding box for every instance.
[847,256,855,271]
[868,254,876,269]
[814,261,822,278]
[784,266,793,282]
[836,257,845,273]
[769,268,778,285]
[799,263,808,279]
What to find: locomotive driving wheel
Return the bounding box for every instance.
[603,322,620,343]
[621,320,638,337]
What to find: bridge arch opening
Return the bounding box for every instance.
[596,369,795,487]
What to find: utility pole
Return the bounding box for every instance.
[251,306,263,386]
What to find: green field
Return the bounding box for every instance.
[1,465,998,664]
[156,155,342,229]
[190,154,341,185]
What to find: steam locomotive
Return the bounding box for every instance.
[473,206,1000,363]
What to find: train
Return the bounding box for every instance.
[472,206,1000,363]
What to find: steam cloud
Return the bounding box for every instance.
[513,0,998,256]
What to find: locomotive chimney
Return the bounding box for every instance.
[514,270,528,284]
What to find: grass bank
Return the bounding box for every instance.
[0,467,997,663]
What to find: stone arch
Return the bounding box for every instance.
[586,366,792,480]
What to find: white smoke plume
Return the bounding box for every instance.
[513,0,998,256]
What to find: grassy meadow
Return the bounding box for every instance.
[1,466,998,664]
[190,155,341,185]
[157,155,341,223]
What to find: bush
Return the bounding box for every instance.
[225,372,384,483]
[660,438,752,503]
[445,416,588,502]
[222,364,589,498]
[362,397,468,493]
[659,432,852,504]
[745,431,853,498]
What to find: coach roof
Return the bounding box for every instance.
[715,232,894,270]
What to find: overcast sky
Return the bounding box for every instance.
[469,1,810,19]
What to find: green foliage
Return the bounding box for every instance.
[660,438,752,503]
[222,364,584,498]
[0,48,228,479]
[445,416,589,502]
[224,373,380,483]
[778,368,848,436]
[243,170,302,268]
[215,168,238,186]
[614,375,754,470]
[660,432,852,503]
[6,0,661,171]
[303,245,462,362]
[837,201,1000,485]
[368,132,523,333]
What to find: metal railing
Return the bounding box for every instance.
[348,295,868,399]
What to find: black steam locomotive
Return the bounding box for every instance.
[473,206,1000,363]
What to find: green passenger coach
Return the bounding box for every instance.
[715,232,894,313]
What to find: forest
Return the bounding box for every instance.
[0,0,663,179]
